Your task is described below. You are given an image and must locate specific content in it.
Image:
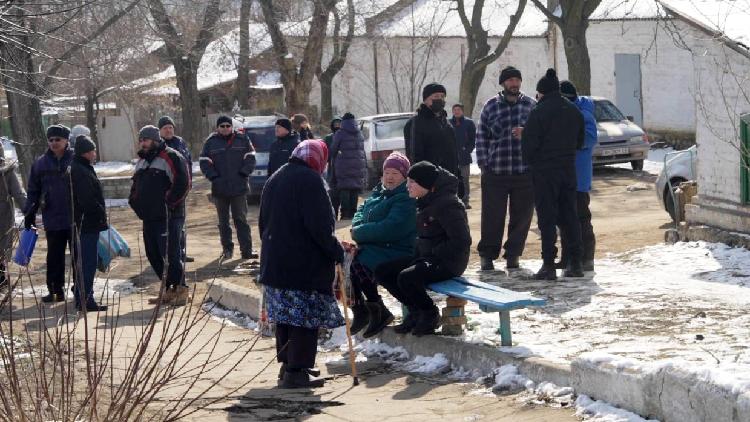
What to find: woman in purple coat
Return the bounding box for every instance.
[330,113,366,219]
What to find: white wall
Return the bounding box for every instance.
[98,111,136,162]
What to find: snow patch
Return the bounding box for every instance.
[201,301,259,331]
[105,199,129,208]
[400,353,450,375]
[575,395,659,422]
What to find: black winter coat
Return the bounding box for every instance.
[129,143,190,221]
[267,131,300,176]
[450,116,476,166]
[414,168,471,276]
[404,105,460,178]
[330,119,366,190]
[521,92,584,171]
[199,131,256,197]
[258,159,344,292]
[298,127,315,141]
[71,156,108,234]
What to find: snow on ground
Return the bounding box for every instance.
[202,301,259,331]
[94,161,134,177]
[575,395,659,422]
[379,241,750,393]
[105,198,129,208]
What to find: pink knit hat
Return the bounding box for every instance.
[382,152,411,178]
[292,139,328,174]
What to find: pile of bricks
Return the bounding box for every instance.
[441,297,467,336]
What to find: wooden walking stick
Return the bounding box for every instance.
[337,263,359,386]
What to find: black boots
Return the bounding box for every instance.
[393,307,419,334]
[411,306,441,337]
[349,304,370,335]
[534,263,557,281]
[506,256,520,269]
[363,301,394,338]
[564,261,585,278]
[279,369,325,389]
[41,293,65,303]
[278,364,320,380]
[583,260,595,272]
[480,257,494,271]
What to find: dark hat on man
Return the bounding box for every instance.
[499,66,522,85]
[275,118,293,133]
[158,116,175,129]
[46,124,70,140]
[407,161,440,190]
[216,115,233,127]
[560,80,578,100]
[422,83,446,100]
[74,135,96,156]
[536,68,560,95]
[342,112,355,120]
[138,125,162,143]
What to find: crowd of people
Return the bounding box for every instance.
[5,64,597,389]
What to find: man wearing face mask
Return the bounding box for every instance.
[475,66,537,272]
[403,83,462,197]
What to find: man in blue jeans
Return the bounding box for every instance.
[70,135,108,312]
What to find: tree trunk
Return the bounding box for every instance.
[560,22,591,95]
[285,77,310,116]
[319,74,334,125]
[458,63,489,118]
[174,63,204,155]
[236,0,252,110]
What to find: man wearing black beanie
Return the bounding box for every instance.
[403,82,463,199]
[475,65,536,271]
[521,69,586,280]
[70,135,108,312]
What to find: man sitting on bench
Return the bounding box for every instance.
[375,161,472,336]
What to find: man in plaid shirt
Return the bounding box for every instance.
[476,66,537,271]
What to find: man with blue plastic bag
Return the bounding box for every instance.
[70,135,108,312]
[23,125,74,303]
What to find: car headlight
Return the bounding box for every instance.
[630,135,646,142]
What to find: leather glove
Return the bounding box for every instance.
[24,214,35,230]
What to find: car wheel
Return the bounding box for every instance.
[631,160,644,171]
[664,178,686,221]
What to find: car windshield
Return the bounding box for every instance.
[594,100,626,122]
[245,126,276,151]
[373,118,408,139]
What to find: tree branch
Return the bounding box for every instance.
[582,0,603,19]
[475,0,527,68]
[191,0,221,57]
[455,0,472,41]
[530,0,562,26]
[147,0,185,57]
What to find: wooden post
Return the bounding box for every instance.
[498,311,512,346]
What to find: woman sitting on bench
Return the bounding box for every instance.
[344,152,416,338]
[375,161,472,336]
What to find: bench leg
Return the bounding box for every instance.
[497,311,512,347]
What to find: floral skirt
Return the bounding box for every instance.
[264,285,344,330]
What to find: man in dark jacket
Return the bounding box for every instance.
[475,66,537,271]
[24,124,74,303]
[375,161,471,337]
[323,116,342,217]
[292,114,315,141]
[200,116,257,260]
[521,69,585,280]
[267,118,299,177]
[330,112,366,219]
[130,125,190,304]
[70,135,108,312]
[403,83,463,197]
[450,103,476,208]
[158,116,194,264]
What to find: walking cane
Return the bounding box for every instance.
[336,263,359,386]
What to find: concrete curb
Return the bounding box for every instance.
[209,280,748,422]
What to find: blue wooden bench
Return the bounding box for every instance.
[428,277,546,347]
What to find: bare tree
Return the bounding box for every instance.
[236,0,253,110]
[454,0,527,117]
[317,0,355,125]
[531,0,602,95]
[259,0,338,115]
[147,0,222,151]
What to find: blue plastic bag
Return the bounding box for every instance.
[13,228,38,266]
[97,227,130,272]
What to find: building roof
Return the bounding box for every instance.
[658,0,750,47]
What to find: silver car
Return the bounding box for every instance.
[655,146,697,220]
[591,97,650,171]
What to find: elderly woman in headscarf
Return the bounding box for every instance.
[258,139,344,389]
[0,141,26,289]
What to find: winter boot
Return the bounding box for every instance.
[170,285,191,306]
[279,369,325,389]
[506,256,520,269]
[480,257,495,271]
[583,260,595,272]
[278,363,320,380]
[77,301,108,313]
[363,301,395,338]
[411,306,441,337]
[220,249,233,261]
[349,303,370,335]
[148,286,176,305]
[393,307,419,334]
[41,292,65,303]
[554,260,568,270]
[533,263,557,281]
[563,261,584,278]
[241,251,259,260]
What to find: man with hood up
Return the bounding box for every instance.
[329,113,366,219]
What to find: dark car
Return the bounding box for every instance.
[237,115,284,200]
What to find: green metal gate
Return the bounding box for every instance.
[742,114,750,204]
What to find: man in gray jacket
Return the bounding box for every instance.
[199,116,257,260]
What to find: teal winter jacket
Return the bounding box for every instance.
[351,181,416,271]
